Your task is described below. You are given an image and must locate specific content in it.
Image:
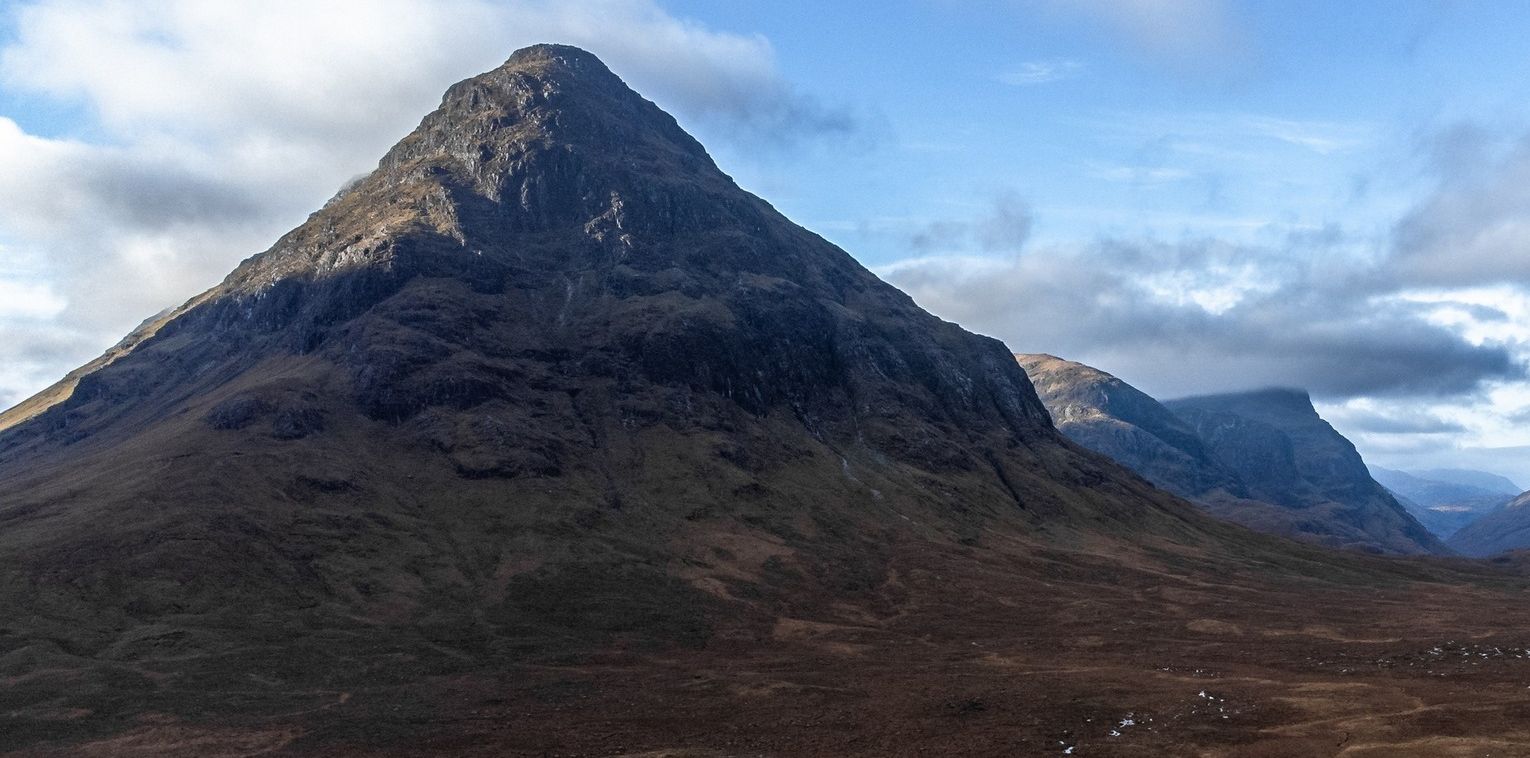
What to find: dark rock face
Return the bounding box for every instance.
[1016,356,1444,555]
[1167,390,1445,555]
[0,45,1221,724]
[1448,491,1530,556]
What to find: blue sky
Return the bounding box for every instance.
[2,0,1529,483]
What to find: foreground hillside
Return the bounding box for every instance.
[3,45,1530,756]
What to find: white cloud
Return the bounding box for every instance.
[878,231,1520,401]
[1086,164,1194,185]
[998,59,1082,86]
[1,0,854,147]
[0,0,855,409]
[1241,116,1372,155]
[1392,132,1530,287]
[0,278,66,320]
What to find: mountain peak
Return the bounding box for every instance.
[501,42,615,71]
[3,44,1056,440]
[217,43,726,297]
[390,41,715,186]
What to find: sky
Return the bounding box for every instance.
[1,0,1528,485]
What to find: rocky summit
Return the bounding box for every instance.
[4,45,1530,756]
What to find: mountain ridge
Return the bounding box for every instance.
[1449,490,1530,556]
[1018,354,1444,555]
[1166,389,1444,554]
[1370,466,1514,538]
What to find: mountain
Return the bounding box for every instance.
[9,44,1530,755]
[1017,356,1444,555]
[1385,488,1481,540]
[1016,354,1246,499]
[1164,390,1444,555]
[1448,491,1530,556]
[1412,468,1521,495]
[1372,466,1521,502]
[1370,466,1514,538]
[0,44,1245,752]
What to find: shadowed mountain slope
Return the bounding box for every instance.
[1165,389,1445,555]
[1448,491,1530,556]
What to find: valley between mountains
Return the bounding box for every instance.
[4,45,1530,757]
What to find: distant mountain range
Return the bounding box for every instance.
[1018,354,1445,555]
[1448,492,1530,556]
[1369,466,1518,539]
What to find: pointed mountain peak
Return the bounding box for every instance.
[4,43,1053,440]
[221,43,725,294]
[500,43,616,73]
[411,42,712,167]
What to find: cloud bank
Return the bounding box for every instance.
[881,235,1523,401]
[878,117,1530,480]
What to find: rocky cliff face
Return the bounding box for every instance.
[1167,390,1445,555]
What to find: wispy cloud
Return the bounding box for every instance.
[1082,112,1378,157]
[997,59,1083,86]
[1241,116,1372,155]
[1390,125,1530,288]
[906,191,1033,256]
[1086,163,1194,185]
